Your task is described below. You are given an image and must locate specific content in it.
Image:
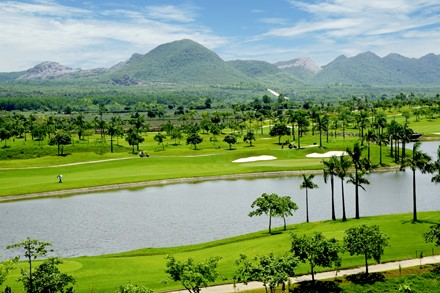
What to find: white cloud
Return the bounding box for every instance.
[259,18,289,25]
[246,0,440,64]
[146,5,196,23]
[0,1,226,71]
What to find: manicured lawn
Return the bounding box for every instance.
[4,212,440,292]
[0,133,401,197]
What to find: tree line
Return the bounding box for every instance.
[1,91,439,159]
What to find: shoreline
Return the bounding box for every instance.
[0,166,400,202]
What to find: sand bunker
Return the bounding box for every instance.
[233,155,277,163]
[306,151,347,158]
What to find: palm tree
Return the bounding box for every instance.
[300,174,318,223]
[376,132,389,166]
[347,171,370,218]
[323,156,338,221]
[335,156,351,221]
[365,129,377,162]
[296,113,309,149]
[387,120,399,159]
[399,123,414,162]
[346,142,371,219]
[356,110,370,145]
[400,142,433,222]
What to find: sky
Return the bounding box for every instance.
[0,0,439,72]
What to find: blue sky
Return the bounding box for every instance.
[1,0,439,72]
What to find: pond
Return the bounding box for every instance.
[0,141,439,258]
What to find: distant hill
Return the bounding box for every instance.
[1,39,440,89]
[107,39,255,85]
[312,52,440,85]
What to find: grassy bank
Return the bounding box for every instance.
[3,212,440,292]
[0,136,399,198]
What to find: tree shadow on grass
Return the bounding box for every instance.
[346,272,385,285]
[401,219,440,225]
[289,280,342,293]
[430,264,440,275]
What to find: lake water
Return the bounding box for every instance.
[1,141,439,258]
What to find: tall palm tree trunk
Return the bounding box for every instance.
[341,179,347,221]
[306,188,309,223]
[331,176,336,220]
[355,171,360,219]
[413,169,417,222]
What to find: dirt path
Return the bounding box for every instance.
[166,255,440,293]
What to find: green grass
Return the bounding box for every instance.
[0,130,403,197]
[0,114,439,291]
[3,212,440,292]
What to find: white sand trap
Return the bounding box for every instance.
[233,155,277,163]
[306,151,347,158]
[302,144,319,148]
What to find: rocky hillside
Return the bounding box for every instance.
[17,61,107,80]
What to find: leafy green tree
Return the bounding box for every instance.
[49,131,71,156]
[117,282,153,293]
[186,133,203,150]
[400,141,433,221]
[343,225,389,274]
[7,238,53,293]
[161,121,174,136]
[209,124,221,145]
[243,130,256,146]
[223,134,237,150]
[234,253,298,293]
[248,193,279,234]
[269,123,290,144]
[290,232,341,282]
[108,116,123,153]
[30,257,75,293]
[274,196,298,231]
[126,128,145,154]
[73,114,87,140]
[0,127,11,147]
[300,174,318,223]
[323,156,338,221]
[129,112,148,134]
[165,255,221,293]
[170,128,183,145]
[0,259,13,287]
[154,132,167,151]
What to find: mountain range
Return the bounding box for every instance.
[1,39,439,88]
